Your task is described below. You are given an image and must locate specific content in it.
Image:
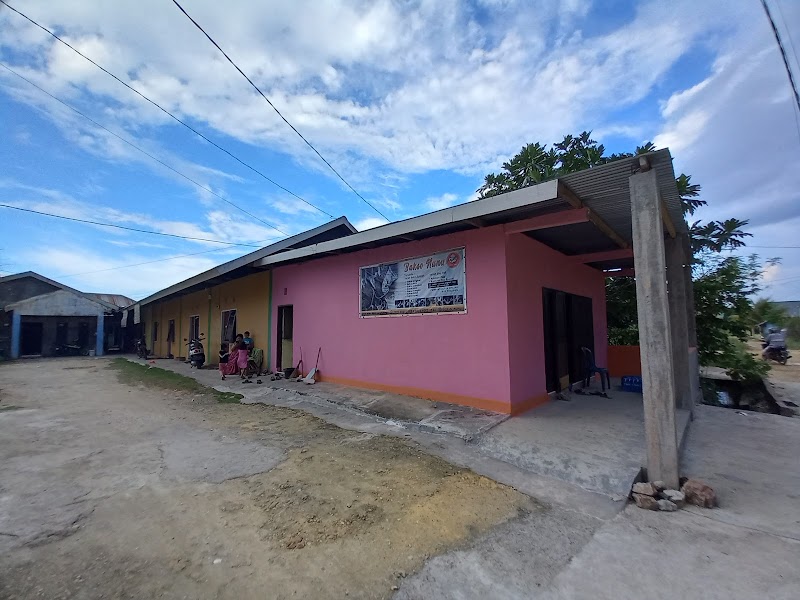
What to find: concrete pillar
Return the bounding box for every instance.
[666,234,693,414]
[630,169,679,489]
[10,311,21,359]
[96,313,105,357]
[682,235,703,408]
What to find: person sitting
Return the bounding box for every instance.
[243,331,254,352]
[762,327,787,358]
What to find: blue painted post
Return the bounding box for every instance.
[96,313,105,357]
[10,312,21,359]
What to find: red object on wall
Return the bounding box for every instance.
[608,345,642,377]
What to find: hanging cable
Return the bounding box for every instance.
[0,204,267,248]
[761,0,800,145]
[169,0,389,222]
[1,62,290,237]
[58,247,239,278]
[0,0,334,219]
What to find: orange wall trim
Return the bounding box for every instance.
[608,345,642,377]
[317,374,513,414]
[510,393,551,416]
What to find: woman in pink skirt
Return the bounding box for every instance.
[219,338,248,379]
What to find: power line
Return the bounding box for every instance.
[1,62,289,238]
[761,0,800,144]
[0,0,334,220]
[0,203,268,248]
[58,247,235,278]
[170,0,389,222]
[775,0,800,76]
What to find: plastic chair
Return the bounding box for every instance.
[581,347,610,392]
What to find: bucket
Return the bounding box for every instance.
[88,349,96,357]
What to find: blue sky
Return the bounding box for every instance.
[1,0,799,300]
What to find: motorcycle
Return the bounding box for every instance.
[185,334,206,369]
[763,345,791,365]
[136,338,149,359]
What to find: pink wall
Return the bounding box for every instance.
[504,232,608,409]
[271,227,514,412]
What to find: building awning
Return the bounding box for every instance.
[252,149,682,273]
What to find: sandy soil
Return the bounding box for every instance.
[745,338,800,383]
[0,358,534,600]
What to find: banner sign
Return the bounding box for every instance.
[359,248,466,316]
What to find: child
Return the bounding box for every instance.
[218,343,230,364]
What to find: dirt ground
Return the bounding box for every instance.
[745,338,800,383]
[0,358,535,600]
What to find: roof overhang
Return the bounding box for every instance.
[253,149,684,273]
[137,217,357,306]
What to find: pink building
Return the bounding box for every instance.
[139,149,695,488]
[269,217,608,415]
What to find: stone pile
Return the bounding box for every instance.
[631,478,716,511]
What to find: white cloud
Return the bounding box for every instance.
[425,192,460,211]
[0,0,750,189]
[15,245,230,299]
[0,180,288,247]
[354,217,388,231]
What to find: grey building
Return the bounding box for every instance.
[774,301,800,318]
[0,272,126,359]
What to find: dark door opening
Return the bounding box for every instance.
[56,322,68,346]
[542,289,594,393]
[20,322,43,356]
[276,305,294,371]
[167,319,176,358]
[78,322,91,350]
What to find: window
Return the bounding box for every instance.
[189,315,200,340]
[153,321,159,342]
[167,320,175,343]
[221,309,237,343]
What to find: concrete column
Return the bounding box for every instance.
[682,235,703,408]
[10,311,21,359]
[96,313,105,357]
[630,169,679,489]
[666,233,693,414]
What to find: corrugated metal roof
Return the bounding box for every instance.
[138,148,685,303]
[560,148,686,243]
[85,293,135,308]
[137,217,357,306]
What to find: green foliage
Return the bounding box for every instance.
[751,298,789,328]
[109,358,243,403]
[482,131,762,375]
[692,252,770,379]
[714,338,770,382]
[606,277,639,345]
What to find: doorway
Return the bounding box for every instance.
[276,305,293,371]
[56,322,68,347]
[166,319,176,358]
[78,321,91,350]
[188,315,200,341]
[20,321,43,356]
[542,289,594,393]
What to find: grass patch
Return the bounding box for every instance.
[109,358,243,404]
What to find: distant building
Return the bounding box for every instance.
[0,272,127,359]
[774,301,800,318]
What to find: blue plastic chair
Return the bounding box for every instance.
[581,347,610,392]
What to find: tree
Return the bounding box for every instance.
[751,298,789,328]
[480,132,767,380]
[478,131,751,253]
